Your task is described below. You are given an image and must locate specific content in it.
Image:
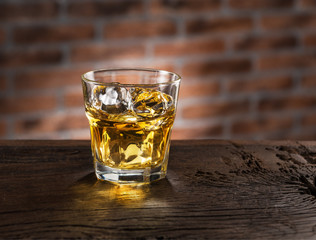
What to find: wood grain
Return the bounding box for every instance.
[1,140,316,239]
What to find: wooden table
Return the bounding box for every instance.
[1,140,316,239]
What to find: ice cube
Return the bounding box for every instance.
[131,88,173,118]
[100,87,118,105]
[92,86,132,114]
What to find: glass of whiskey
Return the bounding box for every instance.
[82,68,181,184]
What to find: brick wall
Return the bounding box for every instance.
[1,0,316,140]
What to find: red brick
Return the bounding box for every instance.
[0,1,58,22]
[261,13,316,30]
[15,113,88,134]
[0,48,62,68]
[64,89,84,108]
[285,131,316,141]
[154,38,225,57]
[69,130,90,140]
[0,28,5,45]
[171,124,223,139]
[300,0,316,7]
[259,95,316,112]
[105,19,177,39]
[0,120,6,137]
[143,63,175,73]
[302,113,316,127]
[151,0,221,14]
[258,52,316,70]
[232,116,293,135]
[229,0,294,10]
[233,35,297,51]
[71,43,145,63]
[182,58,252,77]
[228,75,293,93]
[68,0,143,18]
[0,74,7,91]
[182,99,249,119]
[186,16,253,35]
[15,67,91,90]
[0,95,57,114]
[302,74,316,88]
[304,33,316,47]
[14,24,94,44]
[179,81,220,99]
[117,62,175,73]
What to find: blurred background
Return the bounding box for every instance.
[1,0,316,140]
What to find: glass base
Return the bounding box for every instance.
[95,161,167,184]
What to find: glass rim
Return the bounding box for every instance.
[81,68,181,87]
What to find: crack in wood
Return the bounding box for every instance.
[276,145,316,165]
[299,175,316,197]
[192,143,316,201]
[274,145,316,198]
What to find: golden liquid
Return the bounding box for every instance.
[86,87,175,170]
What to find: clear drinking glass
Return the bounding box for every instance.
[82,68,181,184]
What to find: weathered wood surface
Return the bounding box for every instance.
[1,140,316,239]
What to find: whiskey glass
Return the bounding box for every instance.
[82,68,181,184]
